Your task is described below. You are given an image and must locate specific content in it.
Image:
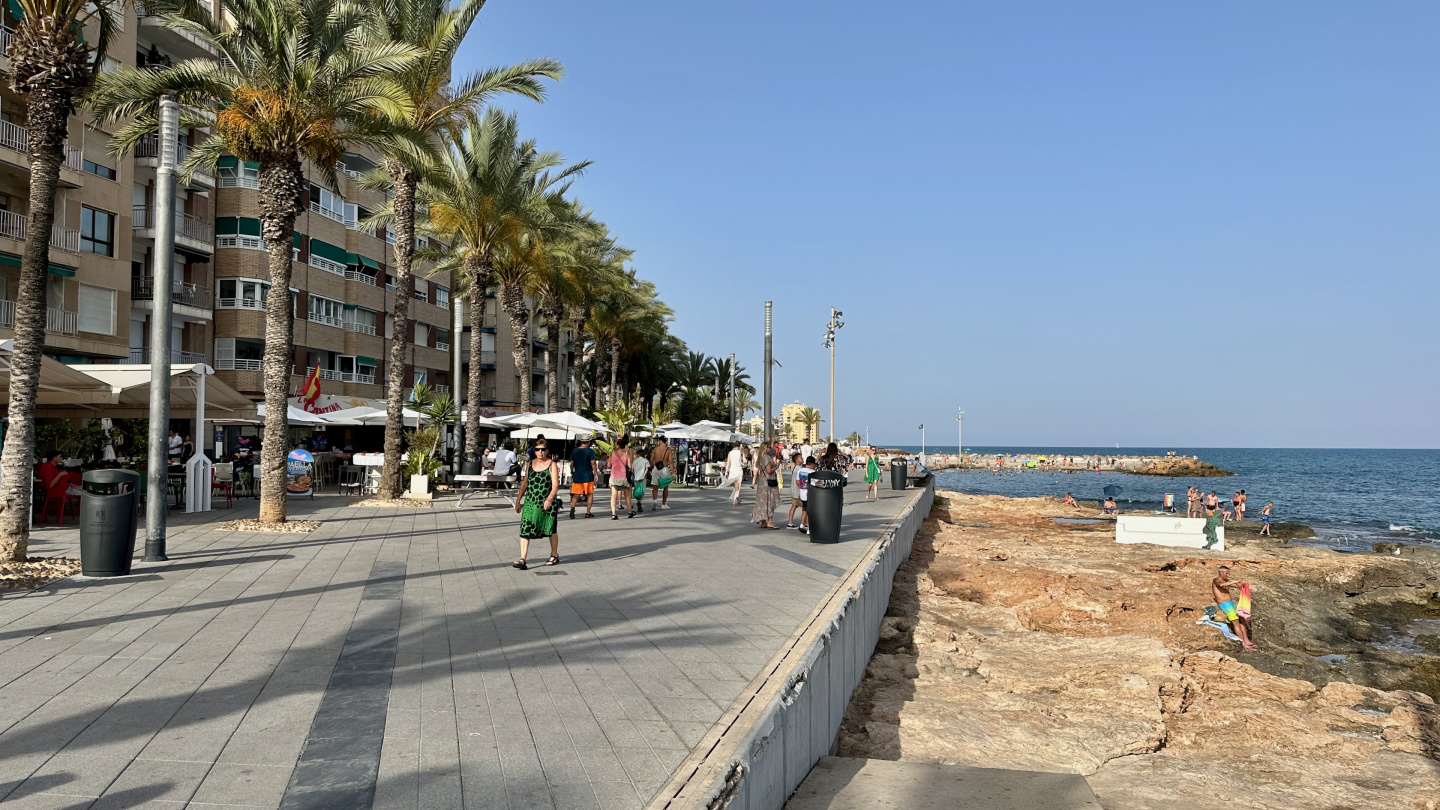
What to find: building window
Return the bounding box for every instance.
[216,278,270,309]
[219,160,260,189]
[82,159,116,180]
[77,284,115,335]
[308,295,343,327]
[310,185,345,223]
[80,206,115,257]
[435,286,449,309]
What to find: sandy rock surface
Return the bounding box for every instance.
[838,492,1440,810]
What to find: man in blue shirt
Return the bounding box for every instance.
[569,435,598,519]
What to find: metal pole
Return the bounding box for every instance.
[763,302,772,445]
[957,407,964,465]
[144,96,180,562]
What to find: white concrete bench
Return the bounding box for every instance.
[454,473,516,507]
[1116,515,1224,551]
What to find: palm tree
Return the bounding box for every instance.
[0,0,122,559]
[420,111,576,450]
[563,230,630,411]
[679,351,714,390]
[369,0,561,500]
[798,407,822,444]
[92,0,419,524]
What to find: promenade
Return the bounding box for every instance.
[0,475,917,809]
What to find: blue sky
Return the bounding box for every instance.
[458,1,1440,448]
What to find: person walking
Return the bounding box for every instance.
[649,432,675,510]
[1260,502,1273,536]
[609,435,634,519]
[818,442,844,471]
[630,448,650,515]
[721,441,746,505]
[568,435,598,519]
[785,452,805,527]
[751,444,782,529]
[864,448,881,500]
[513,440,560,570]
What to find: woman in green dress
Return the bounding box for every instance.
[513,440,560,570]
[864,448,881,500]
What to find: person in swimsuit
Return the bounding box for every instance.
[513,440,560,570]
[1103,497,1117,515]
[1260,502,1273,536]
[1063,492,1077,508]
[1234,490,1246,522]
[1211,566,1256,650]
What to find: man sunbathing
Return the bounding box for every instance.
[1211,566,1257,650]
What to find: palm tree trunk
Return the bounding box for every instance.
[463,253,489,456]
[568,314,585,412]
[257,159,304,525]
[608,339,620,408]
[0,87,68,559]
[499,281,530,412]
[543,298,562,412]
[379,163,416,500]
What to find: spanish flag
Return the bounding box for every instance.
[298,362,322,411]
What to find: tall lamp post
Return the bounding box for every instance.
[763,302,772,445]
[728,352,736,430]
[956,407,964,466]
[822,308,843,443]
[144,96,181,562]
[919,423,925,460]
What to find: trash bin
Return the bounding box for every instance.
[890,459,908,490]
[807,470,846,543]
[79,469,141,577]
[461,459,483,477]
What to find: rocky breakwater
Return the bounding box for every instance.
[837,492,1440,809]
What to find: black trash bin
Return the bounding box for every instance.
[460,459,483,477]
[890,459,908,490]
[807,470,846,543]
[79,469,141,577]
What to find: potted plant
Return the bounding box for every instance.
[403,426,444,497]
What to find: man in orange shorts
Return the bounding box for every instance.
[569,435,599,519]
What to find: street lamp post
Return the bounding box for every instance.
[144,96,181,562]
[919,423,925,460]
[956,407,964,466]
[822,308,843,443]
[729,352,736,430]
[763,302,772,445]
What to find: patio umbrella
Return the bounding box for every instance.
[256,403,333,425]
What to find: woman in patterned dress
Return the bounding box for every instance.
[750,444,781,529]
[513,440,560,570]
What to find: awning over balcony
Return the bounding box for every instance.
[309,238,347,265]
[0,251,78,277]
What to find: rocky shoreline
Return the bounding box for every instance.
[871,450,1233,477]
[837,491,1440,809]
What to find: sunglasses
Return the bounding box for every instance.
[534,447,548,453]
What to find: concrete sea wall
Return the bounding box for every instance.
[645,480,935,810]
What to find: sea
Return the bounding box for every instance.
[886,446,1440,552]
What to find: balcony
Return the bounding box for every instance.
[308,254,346,277]
[46,308,77,335]
[0,120,83,175]
[480,385,497,402]
[135,135,214,187]
[137,1,218,58]
[0,209,82,253]
[132,206,215,254]
[530,357,546,373]
[530,391,545,406]
[341,372,376,385]
[216,295,266,311]
[344,268,380,286]
[478,350,496,368]
[216,357,262,371]
[308,312,343,329]
[0,299,12,328]
[310,200,345,224]
[129,348,208,364]
[131,277,211,312]
[343,320,377,336]
[432,384,450,395]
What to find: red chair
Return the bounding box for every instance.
[41,473,82,526]
[212,463,234,508]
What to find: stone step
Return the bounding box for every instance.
[785,757,1103,810]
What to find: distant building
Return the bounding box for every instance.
[780,401,817,443]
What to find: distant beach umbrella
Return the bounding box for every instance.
[1103,484,1122,498]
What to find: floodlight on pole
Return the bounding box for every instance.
[956,407,964,464]
[823,308,843,443]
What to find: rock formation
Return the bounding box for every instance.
[838,493,1440,810]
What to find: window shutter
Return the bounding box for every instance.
[215,338,235,364]
[77,284,115,335]
[82,129,115,170]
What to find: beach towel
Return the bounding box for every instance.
[1197,605,1241,642]
[1236,582,1252,619]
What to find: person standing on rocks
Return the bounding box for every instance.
[1260,502,1273,536]
[1234,490,1247,522]
[1203,504,1223,549]
[1187,486,1200,518]
[1205,490,1220,511]
[1211,566,1257,650]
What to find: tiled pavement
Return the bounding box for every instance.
[0,475,915,809]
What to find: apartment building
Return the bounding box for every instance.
[457,297,573,413]
[0,4,570,415]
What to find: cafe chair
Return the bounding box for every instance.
[338,465,366,498]
[212,463,235,508]
[40,476,81,526]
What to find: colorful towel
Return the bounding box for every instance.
[1236,582,1252,619]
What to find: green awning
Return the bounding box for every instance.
[294,230,303,249]
[358,255,380,271]
[356,356,377,366]
[240,217,260,237]
[0,251,74,276]
[217,156,237,169]
[216,216,261,237]
[6,0,20,20]
[309,238,347,264]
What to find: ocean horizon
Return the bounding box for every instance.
[881,447,1440,551]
